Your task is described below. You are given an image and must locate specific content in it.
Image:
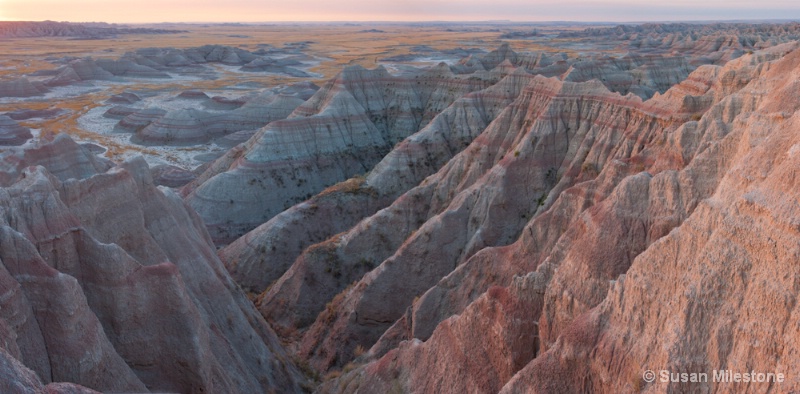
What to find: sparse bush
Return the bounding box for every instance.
[581,162,599,176]
[324,370,342,381]
[358,258,374,270]
[294,356,320,382]
[536,194,547,207]
[353,344,366,358]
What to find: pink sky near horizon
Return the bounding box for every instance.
[1,0,800,23]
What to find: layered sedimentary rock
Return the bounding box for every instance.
[94,58,171,79]
[452,43,699,100]
[150,164,196,188]
[0,115,33,146]
[0,134,112,186]
[123,44,314,74]
[187,63,493,243]
[0,136,306,392]
[211,42,800,381]
[237,53,695,373]
[204,96,247,110]
[46,58,117,86]
[216,129,257,148]
[131,108,209,145]
[561,54,692,99]
[5,21,799,393]
[0,77,46,98]
[47,58,168,86]
[113,108,166,133]
[240,57,312,77]
[106,92,141,104]
[558,22,800,57]
[177,90,210,100]
[182,45,259,65]
[294,70,681,372]
[0,21,183,38]
[0,348,99,394]
[39,44,314,89]
[307,40,800,393]
[497,41,800,394]
[102,105,138,119]
[276,81,320,100]
[6,108,64,120]
[130,93,306,146]
[224,67,537,304]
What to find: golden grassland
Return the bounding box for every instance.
[0,23,587,80]
[0,23,602,162]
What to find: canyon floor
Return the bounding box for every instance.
[2,20,800,393]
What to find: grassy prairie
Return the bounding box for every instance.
[0,23,600,163]
[0,23,591,80]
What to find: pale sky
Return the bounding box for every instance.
[1,0,799,23]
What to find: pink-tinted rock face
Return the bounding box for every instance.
[294,72,681,372]
[495,43,800,394]
[0,136,307,392]
[302,41,800,393]
[7,23,800,394]
[209,36,796,287]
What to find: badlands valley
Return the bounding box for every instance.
[2,20,800,393]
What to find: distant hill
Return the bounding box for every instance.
[0,20,185,38]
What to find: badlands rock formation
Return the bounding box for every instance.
[44,44,316,88]
[113,108,167,133]
[6,21,800,393]
[102,105,138,119]
[0,115,33,146]
[186,63,495,243]
[6,108,64,121]
[147,25,800,393]
[0,78,46,98]
[0,134,113,186]
[0,43,318,98]
[0,21,183,38]
[150,164,196,188]
[125,91,308,146]
[558,22,800,54]
[292,41,800,393]
[0,136,306,392]
[177,90,210,100]
[222,67,536,294]
[46,57,168,86]
[95,84,317,149]
[106,92,142,104]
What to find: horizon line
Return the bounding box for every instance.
[2,18,800,25]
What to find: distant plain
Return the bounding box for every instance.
[0,22,609,166]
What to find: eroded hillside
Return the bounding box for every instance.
[3,22,800,393]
